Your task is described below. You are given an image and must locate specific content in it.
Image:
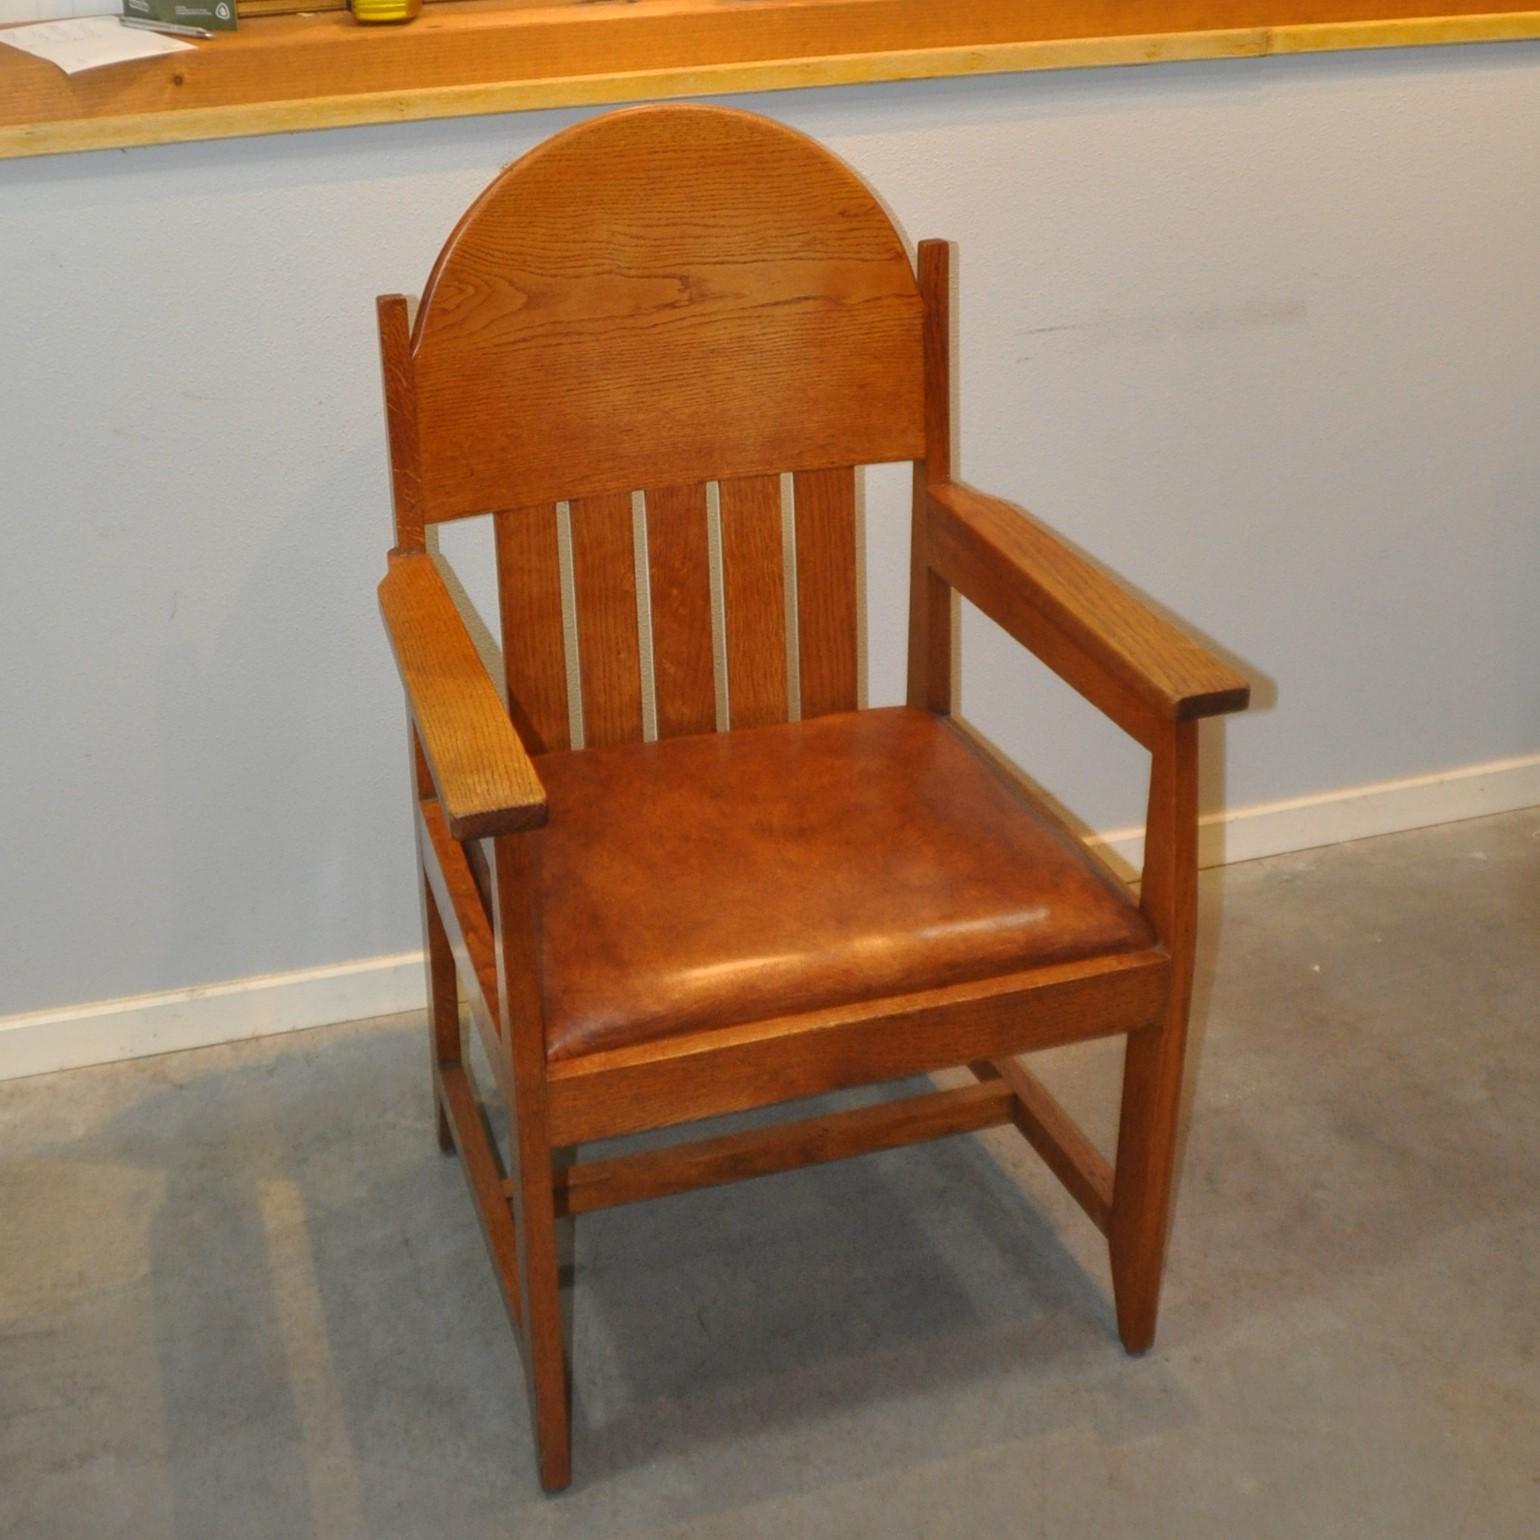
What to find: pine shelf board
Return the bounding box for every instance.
[2,0,1537,160]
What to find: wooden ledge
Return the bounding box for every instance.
[3,0,1538,161]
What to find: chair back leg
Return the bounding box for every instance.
[420,859,460,1154]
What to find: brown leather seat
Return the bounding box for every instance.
[538,706,1154,1061]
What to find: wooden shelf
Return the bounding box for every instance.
[3,0,1537,161]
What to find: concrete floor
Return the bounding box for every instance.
[3,809,1538,1539]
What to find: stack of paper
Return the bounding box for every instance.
[0,14,196,73]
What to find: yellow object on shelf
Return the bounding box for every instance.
[352,0,421,23]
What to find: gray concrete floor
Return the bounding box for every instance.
[3,809,1538,1539]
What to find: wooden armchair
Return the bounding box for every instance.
[377,105,1249,1492]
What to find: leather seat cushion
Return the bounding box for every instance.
[537,707,1154,1062]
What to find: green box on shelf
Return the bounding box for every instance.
[122,0,237,32]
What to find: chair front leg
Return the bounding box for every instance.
[1109,718,1199,1353]
[490,830,572,1493]
[508,1131,570,1491]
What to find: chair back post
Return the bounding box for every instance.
[377,293,426,554]
[908,237,954,714]
[379,296,439,817]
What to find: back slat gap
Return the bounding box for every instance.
[706,482,730,732]
[554,500,584,750]
[780,471,802,721]
[631,490,659,742]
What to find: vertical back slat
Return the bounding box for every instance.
[570,491,644,747]
[792,466,859,718]
[719,474,790,729]
[495,506,570,753]
[645,483,716,739]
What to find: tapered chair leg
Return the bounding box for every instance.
[512,1155,572,1492]
[420,865,459,1154]
[489,826,573,1492]
[1107,1010,1189,1353]
[1110,715,1200,1354]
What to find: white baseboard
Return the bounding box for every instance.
[1090,748,1540,877]
[4,750,1537,1084]
[0,952,425,1084]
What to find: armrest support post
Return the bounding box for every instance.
[1140,719,1200,957]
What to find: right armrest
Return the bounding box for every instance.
[379,552,547,840]
[926,481,1249,746]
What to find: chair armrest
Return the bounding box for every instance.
[379,552,547,839]
[926,481,1249,743]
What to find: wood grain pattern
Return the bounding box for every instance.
[378,294,425,552]
[917,240,954,488]
[6,3,1537,161]
[719,473,790,728]
[488,830,570,1491]
[379,553,547,838]
[1110,718,1201,1352]
[463,836,493,920]
[927,480,1251,744]
[410,107,924,520]
[420,846,460,1154]
[908,239,954,715]
[546,948,1169,1146]
[495,507,569,754]
[645,482,717,739]
[437,1059,523,1329]
[569,492,644,749]
[417,797,502,1047]
[971,1056,1114,1232]
[792,466,859,718]
[554,1080,1016,1215]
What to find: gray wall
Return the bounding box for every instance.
[3,46,1537,1016]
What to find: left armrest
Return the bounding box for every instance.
[379,551,547,840]
[925,481,1250,742]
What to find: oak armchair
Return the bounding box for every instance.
[377,105,1249,1492]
